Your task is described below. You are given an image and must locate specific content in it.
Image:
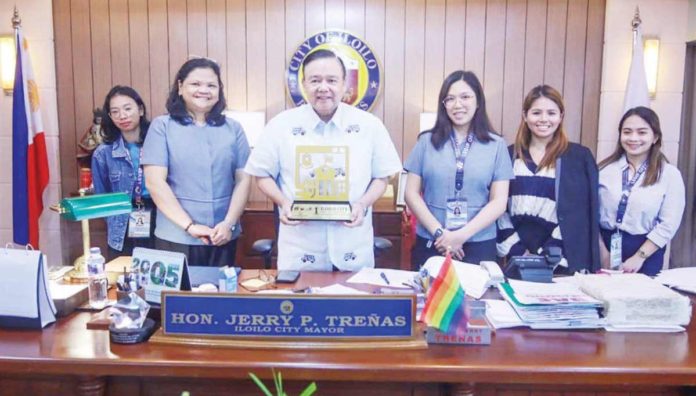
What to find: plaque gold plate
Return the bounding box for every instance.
[289,201,353,221]
[149,329,427,350]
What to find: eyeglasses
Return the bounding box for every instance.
[188,54,219,65]
[239,269,276,292]
[442,93,475,108]
[108,106,139,118]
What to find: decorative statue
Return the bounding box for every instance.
[76,108,105,168]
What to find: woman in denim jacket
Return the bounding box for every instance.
[92,86,156,259]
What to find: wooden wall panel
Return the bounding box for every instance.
[422,0,445,114]
[147,0,169,116]
[483,0,506,132]
[501,0,527,143]
[563,0,589,144]
[403,0,425,155]
[110,0,132,86]
[54,0,606,259]
[364,0,384,120]
[187,0,208,57]
[129,0,152,111]
[89,0,111,106]
[523,0,547,96]
[443,0,464,78]
[544,0,568,92]
[464,0,486,79]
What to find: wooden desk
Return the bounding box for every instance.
[0,272,695,396]
[236,201,409,270]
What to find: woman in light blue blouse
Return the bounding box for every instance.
[143,58,251,267]
[598,106,685,275]
[92,85,155,260]
[404,70,513,268]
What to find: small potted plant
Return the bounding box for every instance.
[249,369,317,396]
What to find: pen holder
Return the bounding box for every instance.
[116,287,146,302]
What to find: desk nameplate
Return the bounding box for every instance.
[151,292,426,349]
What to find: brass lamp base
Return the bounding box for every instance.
[63,255,89,283]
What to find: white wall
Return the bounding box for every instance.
[689,0,696,41]
[597,0,689,164]
[0,1,62,265]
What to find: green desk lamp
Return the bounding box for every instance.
[51,191,132,282]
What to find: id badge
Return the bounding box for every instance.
[128,209,151,238]
[445,198,467,230]
[609,231,622,270]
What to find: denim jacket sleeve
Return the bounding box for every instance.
[91,144,111,193]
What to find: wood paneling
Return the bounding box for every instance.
[54,0,605,260]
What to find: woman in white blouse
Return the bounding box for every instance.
[598,106,685,275]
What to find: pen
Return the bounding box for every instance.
[380,271,390,285]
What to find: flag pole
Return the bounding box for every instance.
[12,6,20,29]
[631,6,641,45]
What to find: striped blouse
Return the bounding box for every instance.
[497,156,563,258]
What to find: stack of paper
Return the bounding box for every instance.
[422,257,496,299]
[498,279,604,329]
[483,299,525,329]
[573,273,691,332]
[655,267,696,295]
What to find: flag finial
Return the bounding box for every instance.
[631,6,641,30]
[12,6,21,29]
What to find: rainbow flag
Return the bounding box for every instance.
[420,253,467,333]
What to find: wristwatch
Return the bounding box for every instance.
[433,228,444,239]
[638,249,649,259]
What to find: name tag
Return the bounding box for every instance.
[128,209,151,238]
[445,198,467,230]
[610,231,622,270]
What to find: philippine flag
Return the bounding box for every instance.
[12,27,49,248]
[623,22,650,112]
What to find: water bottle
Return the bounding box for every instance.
[87,247,108,309]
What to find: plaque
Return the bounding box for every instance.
[290,145,352,221]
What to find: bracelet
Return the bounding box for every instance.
[184,221,195,232]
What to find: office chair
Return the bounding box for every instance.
[251,205,393,269]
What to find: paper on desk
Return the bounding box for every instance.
[49,281,88,300]
[605,324,685,333]
[655,267,696,295]
[422,257,492,299]
[256,289,295,294]
[507,279,601,305]
[483,299,524,329]
[313,284,369,295]
[346,268,415,288]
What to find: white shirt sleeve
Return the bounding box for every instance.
[647,165,686,247]
[244,118,281,178]
[370,117,402,179]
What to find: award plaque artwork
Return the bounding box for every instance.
[290,145,352,221]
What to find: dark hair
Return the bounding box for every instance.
[514,85,569,170]
[301,49,346,79]
[166,58,227,127]
[100,85,150,144]
[425,70,495,149]
[599,106,666,186]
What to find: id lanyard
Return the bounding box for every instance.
[615,160,648,228]
[450,132,474,198]
[132,147,145,207]
[442,132,474,231]
[610,160,647,268]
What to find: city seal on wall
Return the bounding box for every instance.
[287,30,382,111]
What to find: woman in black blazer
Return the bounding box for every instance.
[497,85,600,274]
